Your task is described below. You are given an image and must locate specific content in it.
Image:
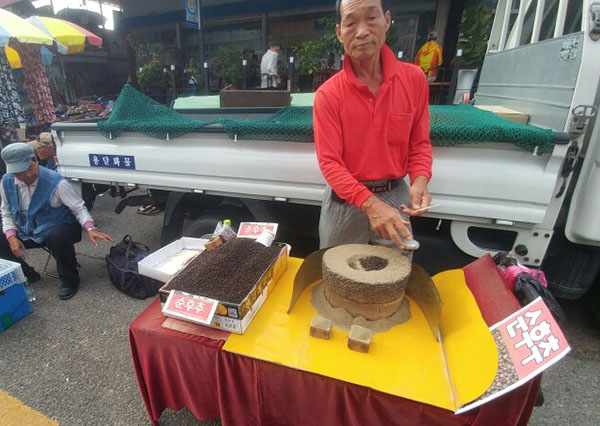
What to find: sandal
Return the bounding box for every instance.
[136,205,163,216]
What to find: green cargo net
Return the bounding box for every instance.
[98,84,555,153]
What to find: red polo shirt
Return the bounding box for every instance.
[313,44,433,208]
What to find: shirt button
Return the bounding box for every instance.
[369,98,373,102]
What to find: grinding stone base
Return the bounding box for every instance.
[324,284,405,321]
[311,282,411,333]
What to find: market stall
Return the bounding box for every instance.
[129,254,541,426]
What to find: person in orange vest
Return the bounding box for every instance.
[415,31,443,82]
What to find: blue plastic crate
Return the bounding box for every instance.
[0,260,32,333]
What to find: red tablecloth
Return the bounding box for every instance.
[129,255,541,426]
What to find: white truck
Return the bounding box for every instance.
[52,0,600,304]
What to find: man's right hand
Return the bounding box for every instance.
[8,236,26,260]
[361,195,412,249]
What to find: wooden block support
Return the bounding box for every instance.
[310,316,333,340]
[348,324,373,353]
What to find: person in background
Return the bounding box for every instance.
[260,41,281,88]
[0,143,113,300]
[415,31,443,82]
[314,0,432,250]
[28,132,57,171]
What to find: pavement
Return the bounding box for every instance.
[0,192,599,425]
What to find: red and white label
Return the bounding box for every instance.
[162,290,219,325]
[497,297,569,379]
[237,222,278,239]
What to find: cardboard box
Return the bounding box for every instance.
[159,242,289,334]
[0,259,32,333]
[475,105,530,124]
[138,237,208,283]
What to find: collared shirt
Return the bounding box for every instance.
[1,176,94,238]
[260,49,279,88]
[313,44,433,208]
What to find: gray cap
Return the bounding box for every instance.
[428,31,439,40]
[1,143,35,174]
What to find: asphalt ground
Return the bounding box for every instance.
[0,191,599,425]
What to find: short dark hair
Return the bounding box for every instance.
[335,0,391,24]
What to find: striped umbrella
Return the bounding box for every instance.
[0,9,55,47]
[5,45,55,69]
[27,16,102,54]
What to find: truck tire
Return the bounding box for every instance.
[182,217,221,239]
[543,232,600,300]
[182,207,254,239]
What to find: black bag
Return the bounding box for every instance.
[105,235,161,299]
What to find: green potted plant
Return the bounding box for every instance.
[292,40,323,92]
[213,47,243,89]
[455,4,493,102]
[136,62,161,93]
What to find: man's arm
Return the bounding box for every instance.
[313,90,373,208]
[1,185,17,238]
[402,72,433,216]
[55,181,113,245]
[1,185,26,259]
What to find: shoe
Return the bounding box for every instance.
[26,268,41,283]
[59,281,79,300]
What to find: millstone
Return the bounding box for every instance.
[322,244,412,320]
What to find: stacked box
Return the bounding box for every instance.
[0,259,32,333]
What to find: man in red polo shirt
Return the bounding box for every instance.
[314,0,432,249]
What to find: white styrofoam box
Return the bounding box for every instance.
[138,237,208,283]
[0,259,26,292]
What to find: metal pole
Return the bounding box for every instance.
[288,56,295,92]
[203,61,209,93]
[198,0,206,92]
[170,64,177,102]
[242,59,247,90]
[447,49,462,104]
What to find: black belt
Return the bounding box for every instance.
[331,180,398,204]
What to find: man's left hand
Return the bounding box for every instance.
[401,176,431,217]
[88,229,113,247]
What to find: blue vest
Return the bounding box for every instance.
[2,167,77,243]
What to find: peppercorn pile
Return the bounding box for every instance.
[164,238,282,304]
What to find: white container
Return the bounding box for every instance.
[138,237,208,283]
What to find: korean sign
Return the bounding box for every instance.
[185,0,201,29]
[237,222,279,239]
[162,290,218,325]
[89,154,136,170]
[456,297,569,413]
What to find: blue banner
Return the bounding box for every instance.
[89,154,136,170]
[185,0,201,29]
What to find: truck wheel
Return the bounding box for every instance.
[182,216,221,239]
[182,207,254,239]
[543,232,600,300]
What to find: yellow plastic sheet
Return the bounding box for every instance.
[224,258,497,411]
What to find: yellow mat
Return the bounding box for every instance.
[0,390,58,426]
[223,258,497,411]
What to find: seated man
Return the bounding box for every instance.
[28,132,57,171]
[0,143,112,300]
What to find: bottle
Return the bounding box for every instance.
[256,229,275,247]
[213,219,237,242]
[23,278,36,303]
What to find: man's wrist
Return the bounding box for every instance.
[86,226,96,232]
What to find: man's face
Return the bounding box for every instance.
[37,145,54,161]
[336,0,391,61]
[14,160,40,185]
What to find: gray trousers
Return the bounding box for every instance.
[319,178,412,249]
